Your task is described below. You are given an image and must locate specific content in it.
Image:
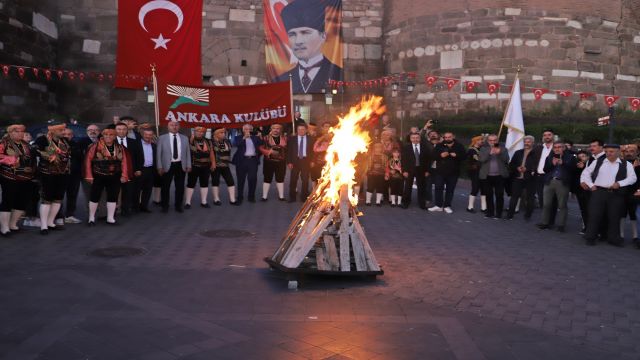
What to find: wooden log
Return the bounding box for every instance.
[338,185,351,272]
[279,207,324,265]
[351,211,381,271]
[349,225,368,271]
[281,208,336,268]
[315,246,330,271]
[323,235,340,271]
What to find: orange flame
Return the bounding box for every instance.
[317,96,386,205]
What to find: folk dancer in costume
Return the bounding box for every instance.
[0,124,36,235]
[211,128,238,206]
[259,124,287,201]
[185,127,216,208]
[84,128,129,226]
[35,122,71,235]
[466,136,486,212]
[385,148,404,207]
[365,143,387,206]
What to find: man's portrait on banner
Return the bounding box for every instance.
[264,0,343,94]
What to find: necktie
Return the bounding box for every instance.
[300,60,322,90]
[414,144,420,166]
[298,136,304,159]
[173,134,178,160]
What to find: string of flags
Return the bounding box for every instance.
[328,73,640,112]
[0,63,151,85]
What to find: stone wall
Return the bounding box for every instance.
[0,0,59,124]
[383,1,640,118]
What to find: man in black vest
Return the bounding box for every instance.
[580,144,637,246]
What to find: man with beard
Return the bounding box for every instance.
[429,132,466,213]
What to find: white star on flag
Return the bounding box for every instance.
[151,33,171,49]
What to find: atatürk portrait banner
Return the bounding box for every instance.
[264,0,343,94]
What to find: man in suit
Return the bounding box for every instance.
[156,120,191,213]
[137,128,156,212]
[506,135,538,220]
[120,116,141,140]
[274,0,342,94]
[287,123,314,202]
[400,132,430,209]
[479,134,510,219]
[537,142,576,232]
[115,122,143,216]
[232,124,263,204]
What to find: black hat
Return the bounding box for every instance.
[604,144,620,149]
[281,0,326,33]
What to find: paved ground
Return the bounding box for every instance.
[1,178,640,359]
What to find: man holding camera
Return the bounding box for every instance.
[479,134,509,219]
[429,132,466,213]
[537,142,576,232]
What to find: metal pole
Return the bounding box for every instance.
[608,106,614,144]
[151,64,160,136]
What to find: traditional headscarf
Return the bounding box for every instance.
[101,128,116,136]
[7,124,25,133]
[47,123,66,132]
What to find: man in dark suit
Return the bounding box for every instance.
[400,132,431,209]
[137,128,156,212]
[287,123,314,202]
[115,122,143,216]
[506,135,538,220]
[537,142,576,232]
[274,0,342,94]
[232,124,263,204]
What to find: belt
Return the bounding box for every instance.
[244,155,256,158]
[596,186,619,192]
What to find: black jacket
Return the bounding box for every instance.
[433,141,466,177]
[120,137,144,173]
[509,148,538,180]
[401,142,431,174]
[275,57,343,94]
[543,152,576,186]
[286,135,315,166]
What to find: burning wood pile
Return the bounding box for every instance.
[266,97,385,276]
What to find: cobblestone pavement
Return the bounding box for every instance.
[1,179,639,359]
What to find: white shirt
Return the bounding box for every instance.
[117,137,128,148]
[536,143,553,174]
[588,151,605,165]
[297,53,323,92]
[297,136,307,158]
[170,133,181,162]
[141,140,153,167]
[244,137,256,156]
[580,158,637,188]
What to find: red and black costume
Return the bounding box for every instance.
[260,134,287,184]
[0,130,36,212]
[84,139,129,203]
[187,136,216,189]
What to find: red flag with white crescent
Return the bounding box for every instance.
[580,92,595,100]
[532,88,548,101]
[629,97,640,112]
[556,90,572,98]
[465,81,479,92]
[425,75,437,87]
[486,82,500,95]
[446,79,459,90]
[604,95,619,107]
[116,0,203,89]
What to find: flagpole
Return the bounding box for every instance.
[497,66,521,140]
[289,74,295,134]
[151,64,160,136]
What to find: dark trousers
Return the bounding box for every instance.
[585,189,625,244]
[507,178,536,218]
[41,174,69,202]
[535,174,557,224]
[212,167,235,186]
[120,180,135,214]
[263,160,286,183]
[161,162,186,210]
[484,175,505,217]
[64,174,81,217]
[90,174,121,203]
[434,174,458,208]
[425,171,433,202]
[402,167,427,208]
[187,166,211,188]
[576,189,590,228]
[366,174,386,193]
[138,167,155,210]
[0,179,32,211]
[289,160,311,201]
[469,171,482,196]
[389,177,404,196]
[236,157,259,200]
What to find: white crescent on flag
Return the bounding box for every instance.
[139,0,184,33]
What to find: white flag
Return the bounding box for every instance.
[503,77,525,158]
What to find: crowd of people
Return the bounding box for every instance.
[1,113,639,249]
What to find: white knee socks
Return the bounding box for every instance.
[468,195,476,210]
[200,187,209,205]
[89,202,98,222]
[376,193,383,205]
[185,187,194,206]
[39,204,50,230]
[262,183,271,200]
[47,202,61,228]
[9,210,24,231]
[228,186,236,202]
[276,182,284,199]
[0,212,10,234]
[480,195,487,211]
[106,202,117,223]
[366,192,372,204]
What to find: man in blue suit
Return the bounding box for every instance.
[232,124,263,204]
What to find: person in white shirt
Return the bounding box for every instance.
[532,129,556,222]
[580,144,637,246]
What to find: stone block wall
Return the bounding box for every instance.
[383,0,640,118]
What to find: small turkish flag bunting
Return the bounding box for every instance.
[98,73,105,82]
[1,65,8,78]
[79,72,85,81]
[425,75,438,87]
[629,98,640,112]
[486,82,500,95]
[44,69,52,80]
[533,88,548,101]
[579,92,596,100]
[32,68,39,77]
[68,72,76,80]
[556,90,572,97]
[17,67,25,79]
[604,95,619,107]
[446,79,460,90]
[56,70,64,80]
[465,81,479,92]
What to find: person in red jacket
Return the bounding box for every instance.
[84,128,129,226]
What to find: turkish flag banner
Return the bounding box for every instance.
[604,95,620,107]
[116,0,202,89]
[157,81,292,128]
[629,97,640,112]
